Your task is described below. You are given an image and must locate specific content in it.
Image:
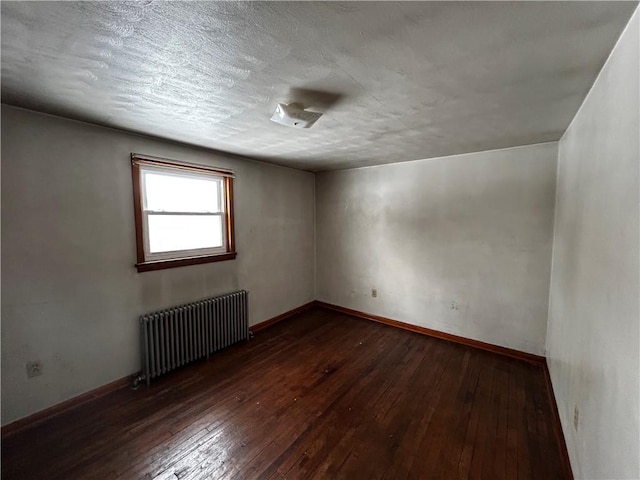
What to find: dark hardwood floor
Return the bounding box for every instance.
[2,308,568,479]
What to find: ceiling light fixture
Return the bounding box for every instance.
[270,102,322,129]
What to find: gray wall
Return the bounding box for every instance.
[1,105,315,425]
[316,143,558,355]
[546,9,639,480]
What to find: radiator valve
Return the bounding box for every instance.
[131,373,146,390]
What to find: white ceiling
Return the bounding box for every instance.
[2,2,637,171]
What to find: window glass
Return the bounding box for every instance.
[148,215,223,253]
[143,171,221,213]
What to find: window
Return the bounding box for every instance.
[131,154,236,272]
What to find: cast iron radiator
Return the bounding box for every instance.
[139,290,248,385]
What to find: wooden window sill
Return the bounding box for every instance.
[136,252,237,272]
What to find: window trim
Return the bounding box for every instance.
[131,153,236,272]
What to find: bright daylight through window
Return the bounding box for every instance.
[131,154,236,272]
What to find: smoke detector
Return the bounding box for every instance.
[270,102,322,128]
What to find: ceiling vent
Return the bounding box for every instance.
[270,102,322,129]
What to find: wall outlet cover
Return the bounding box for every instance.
[26,360,43,378]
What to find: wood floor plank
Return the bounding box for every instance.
[457,357,491,479]
[467,358,498,479]
[1,308,569,480]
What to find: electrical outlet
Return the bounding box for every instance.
[371,289,377,298]
[26,360,43,378]
[573,405,579,430]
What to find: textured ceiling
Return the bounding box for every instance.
[2,2,637,171]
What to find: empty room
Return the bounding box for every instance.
[1,2,639,479]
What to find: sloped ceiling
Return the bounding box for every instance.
[1,1,637,171]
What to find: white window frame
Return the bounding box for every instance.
[140,164,227,262]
